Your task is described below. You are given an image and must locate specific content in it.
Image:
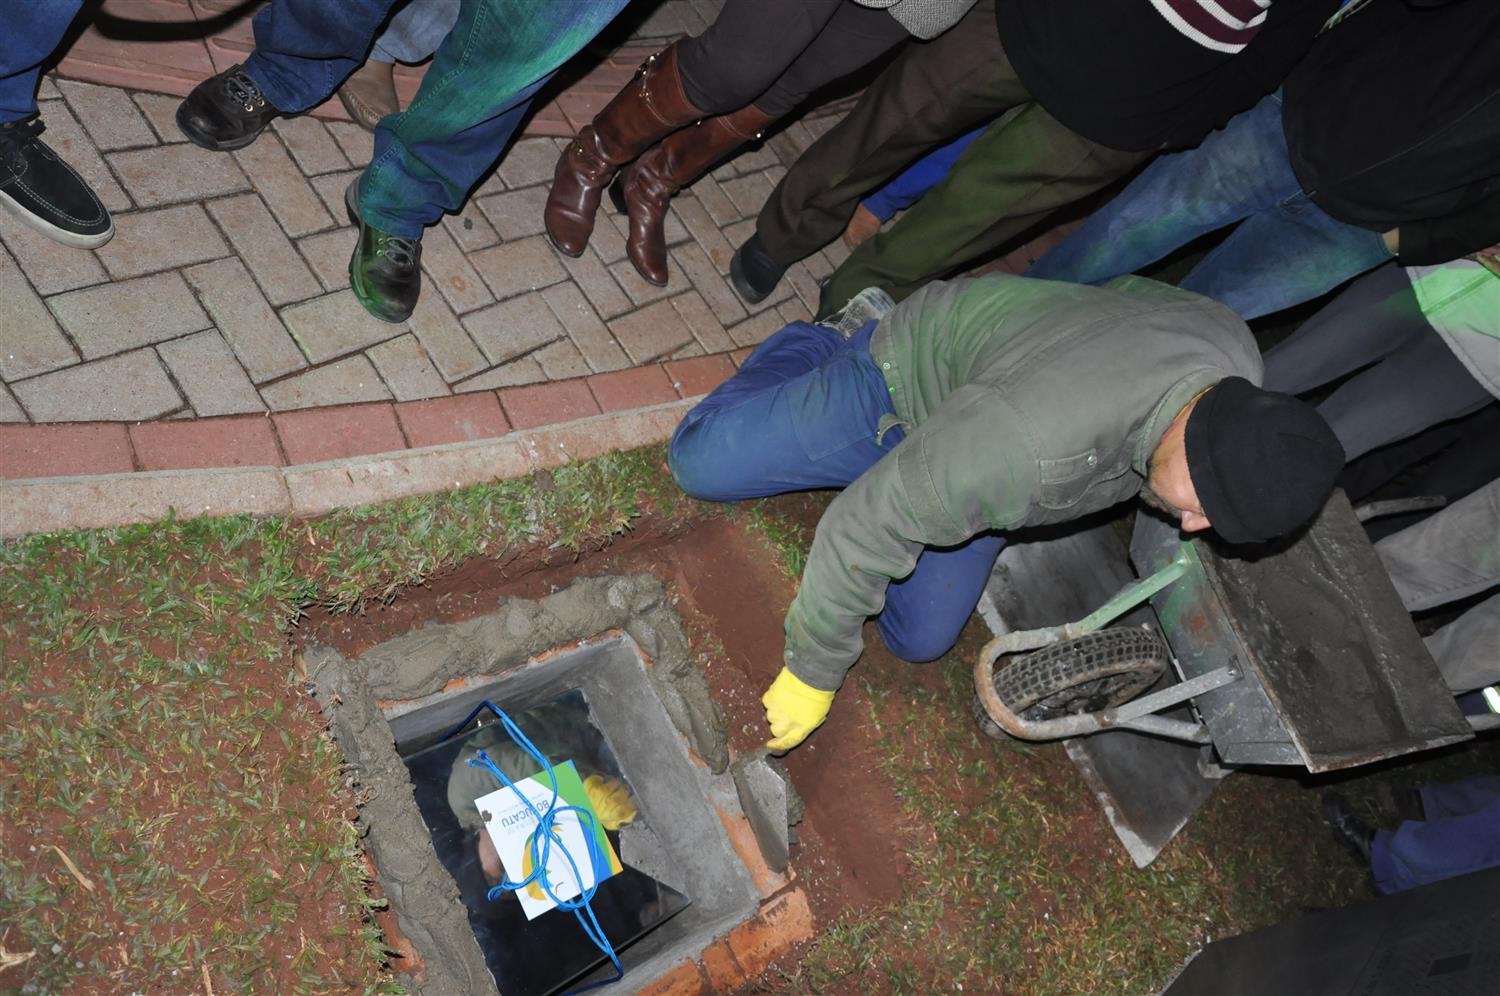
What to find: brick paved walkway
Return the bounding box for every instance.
[1,0,1074,536]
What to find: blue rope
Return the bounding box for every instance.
[441,700,623,992]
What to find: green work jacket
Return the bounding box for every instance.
[783,274,1262,691]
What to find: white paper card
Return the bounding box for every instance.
[476,774,599,921]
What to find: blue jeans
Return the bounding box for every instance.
[371,0,461,64]
[0,0,84,122]
[1372,776,1500,894]
[669,321,1006,663]
[244,0,627,237]
[1026,93,1395,320]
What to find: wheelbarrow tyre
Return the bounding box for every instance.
[992,626,1170,723]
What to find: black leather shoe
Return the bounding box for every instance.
[1322,792,1375,864]
[345,180,421,324]
[0,114,112,248]
[176,65,282,152]
[729,232,787,305]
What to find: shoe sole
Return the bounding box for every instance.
[0,186,112,249]
[174,103,271,152]
[543,230,585,259]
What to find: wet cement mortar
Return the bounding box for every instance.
[304,573,749,995]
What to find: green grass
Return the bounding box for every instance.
[0,448,678,992]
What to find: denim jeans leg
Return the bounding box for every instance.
[0,0,85,122]
[669,321,899,500]
[359,0,628,237]
[1026,92,1299,286]
[876,532,1007,662]
[370,0,462,65]
[1179,190,1396,319]
[243,0,404,113]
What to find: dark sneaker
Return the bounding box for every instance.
[176,65,282,152]
[0,114,112,248]
[729,232,787,304]
[1321,792,1375,864]
[345,180,421,324]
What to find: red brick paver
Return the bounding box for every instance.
[272,403,405,464]
[395,394,511,448]
[129,416,282,471]
[0,423,133,479]
[587,366,679,413]
[497,380,601,431]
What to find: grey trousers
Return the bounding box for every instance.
[1376,479,1500,693]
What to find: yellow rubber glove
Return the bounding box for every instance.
[582,774,637,831]
[762,667,836,753]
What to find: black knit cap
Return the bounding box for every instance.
[1184,377,1345,545]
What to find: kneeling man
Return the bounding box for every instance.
[669,275,1344,752]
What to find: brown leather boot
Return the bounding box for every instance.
[619,103,776,285]
[544,42,702,258]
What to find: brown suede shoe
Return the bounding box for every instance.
[338,59,399,132]
[543,43,701,258]
[619,104,776,285]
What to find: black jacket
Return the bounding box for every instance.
[1283,0,1500,264]
[998,0,1339,152]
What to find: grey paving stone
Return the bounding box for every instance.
[687,173,740,228]
[310,169,363,218]
[155,330,265,416]
[296,227,354,291]
[405,291,487,382]
[37,76,61,101]
[233,135,335,238]
[109,142,248,207]
[725,310,783,348]
[57,79,156,151]
[0,386,26,423]
[468,235,566,302]
[419,223,495,314]
[279,290,404,364]
[35,102,130,211]
[259,354,390,411]
[95,204,230,280]
[132,92,188,144]
[48,271,210,360]
[669,289,736,354]
[542,281,629,373]
[785,259,825,314]
[462,291,565,366]
[719,172,774,220]
[475,187,548,241]
[183,257,307,382]
[272,117,349,176]
[732,141,782,175]
[496,137,561,189]
[13,349,181,422]
[778,297,812,324]
[671,241,746,325]
[325,120,373,167]
[453,357,545,391]
[673,193,736,273]
[608,255,687,307]
[591,206,629,263]
[559,249,634,320]
[0,245,77,380]
[530,338,590,380]
[822,234,852,269]
[671,341,706,359]
[205,193,323,305]
[607,298,694,364]
[0,208,109,295]
[368,334,449,401]
[442,200,500,252]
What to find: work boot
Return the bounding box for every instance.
[345,180,422,323]
[337,59,399,132]
[729,231,788,305]
[618,103,776,286]
[0,114,112,248]
[177,65,283,152]
[1321,792,1375,864]
[543,42,702,258]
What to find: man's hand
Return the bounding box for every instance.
[1382,227,1400,254]
[582,774,637,831]
[1465,242,1500,279]
[762,667,835,753]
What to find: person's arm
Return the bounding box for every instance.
[1396,188,1500,266]
[782,385,1032,691]
[861,125,988,221]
